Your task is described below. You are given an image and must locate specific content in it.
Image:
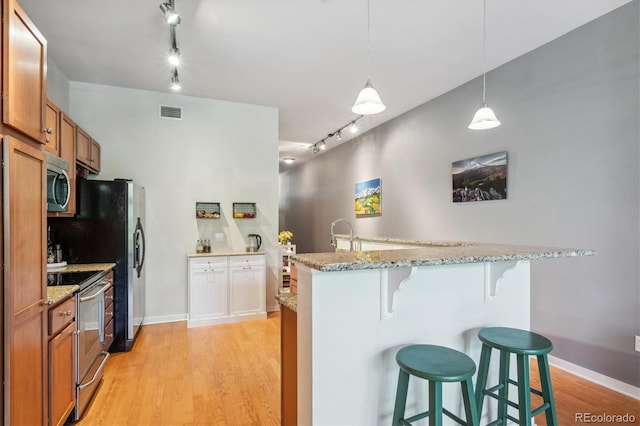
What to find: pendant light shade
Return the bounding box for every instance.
[469,104,500,129]
[469,0,500,130]
[352,79,386,115]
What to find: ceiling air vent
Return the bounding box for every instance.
[159,105,183,120]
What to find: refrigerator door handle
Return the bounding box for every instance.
[134,218,146,278]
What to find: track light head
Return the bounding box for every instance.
[335,131,342,141]
[170,70,181,91]
[168,47,181,66]
[350,122,358,134]
[318,141,327,150]
[312,145,320,154]
[160,2,180,25]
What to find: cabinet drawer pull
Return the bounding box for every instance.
[105,333,113,338]
[106,295,114,301]
[44,127,53,134]
[59,310,72,316]
[105,311,113,317]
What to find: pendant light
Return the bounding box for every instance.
[469,0,500,130]
[352,0,385,115]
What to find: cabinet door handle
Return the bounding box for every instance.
[43,128,53,134]
[105,333,113,338]
[59,310,73,316]
[105,311,113,317]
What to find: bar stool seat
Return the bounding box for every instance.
[475,327,557,426]
[392,344,479,426]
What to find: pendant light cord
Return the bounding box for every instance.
[482,0,487,105]
[367,0,371,81]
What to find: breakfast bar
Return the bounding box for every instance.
[283,238,594,425]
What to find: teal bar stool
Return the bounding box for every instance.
[392,344,479,426]
[475,327,558,426]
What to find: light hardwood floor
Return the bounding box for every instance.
[79,313,639,425]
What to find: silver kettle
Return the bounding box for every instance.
[247,234,262,252]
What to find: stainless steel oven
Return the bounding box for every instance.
[74,271,112,420]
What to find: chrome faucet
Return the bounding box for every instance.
[330,218,354,251]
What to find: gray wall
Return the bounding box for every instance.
[280,2,639,386]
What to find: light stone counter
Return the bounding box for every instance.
[292,240,595,272]
[46,263,115,304]
[275,293,297,312]
[47,285,80,305]
[47,262,116,273]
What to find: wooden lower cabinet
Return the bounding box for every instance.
[2,135,48,425]
[49,320,75,426]
[281,305,297,425]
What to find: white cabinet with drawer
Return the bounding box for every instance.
[188,254,266,328]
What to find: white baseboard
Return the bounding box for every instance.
[548,355,640,400]
[143,313,187,325]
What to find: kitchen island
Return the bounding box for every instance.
[285,238,594,425]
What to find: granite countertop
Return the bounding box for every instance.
[276,294,297,312]
[187,251,266,258]
[292,241,595,272]
[47,262,116,273]
[47,285,80,305]
[46,263,116,305]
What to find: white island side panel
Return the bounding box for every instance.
[297,260,530,425]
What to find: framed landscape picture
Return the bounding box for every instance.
[452,151,507,202]
[355,178,381,217]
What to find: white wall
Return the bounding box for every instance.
[70,82,280,322]
[280,2,639,387]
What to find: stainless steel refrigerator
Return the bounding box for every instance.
[50,178,146,352]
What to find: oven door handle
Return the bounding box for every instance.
[78,351,110,391]
[79,282,112,302]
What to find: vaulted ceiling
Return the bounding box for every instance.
[20,0,631,169]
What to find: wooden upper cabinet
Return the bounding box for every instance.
[3,135,48,425]
[90,138,101,173]
[43,100,60,155]
[76,126,91,165]
[77,126,100,174]
[2,0,47,143]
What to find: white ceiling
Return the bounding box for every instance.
[20,0,631,170]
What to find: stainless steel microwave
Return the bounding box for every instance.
[45,152,71,212]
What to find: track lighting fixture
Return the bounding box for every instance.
[310,116,363,154]
[170,69,181,91]
[160,1,184,91]
[160,1,180,25]
[469,0,500,130]
[168,47,180,66]
[168,25,180,66]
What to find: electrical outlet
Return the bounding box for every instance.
[214,232,224,242]
[635,335,640,352]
